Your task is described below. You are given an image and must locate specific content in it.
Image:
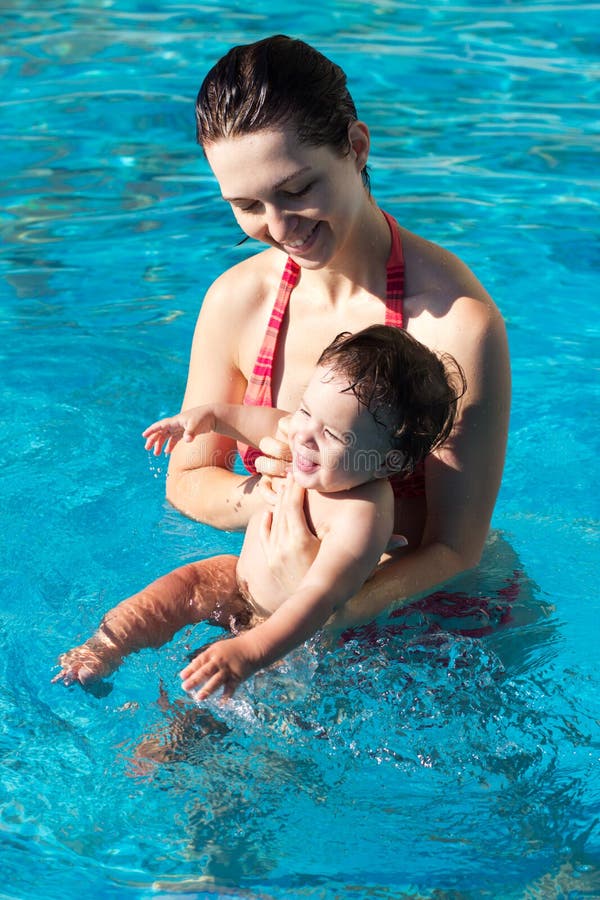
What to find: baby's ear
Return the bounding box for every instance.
[376,448,408,478]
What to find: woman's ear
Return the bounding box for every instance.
[347,121,370,172]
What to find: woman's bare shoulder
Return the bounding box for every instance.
[203,247,286,314]
[399,226,505,342]
[191,247,289,380]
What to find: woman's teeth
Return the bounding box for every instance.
[286,222,318,249]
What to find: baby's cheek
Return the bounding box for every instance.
[321,447,342,476]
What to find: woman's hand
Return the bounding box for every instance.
[255,413,294,507]
[254,415,293,478]
[259,473,320,594]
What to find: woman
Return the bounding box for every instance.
[164,34,510,629]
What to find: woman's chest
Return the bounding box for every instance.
[270,298,389,411]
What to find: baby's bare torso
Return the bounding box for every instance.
[235,480,393,618]
[236,510,288,617]
[236,488,334,617]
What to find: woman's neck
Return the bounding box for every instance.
[300,201,392,307]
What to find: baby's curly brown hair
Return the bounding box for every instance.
[317,325,466,476]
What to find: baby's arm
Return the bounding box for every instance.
[143,402,288,457]
[180,483,394,699]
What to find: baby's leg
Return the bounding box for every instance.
[53,554,242,685]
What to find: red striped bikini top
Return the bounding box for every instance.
[238,210,426,499]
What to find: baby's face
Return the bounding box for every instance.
[287,365,392,492]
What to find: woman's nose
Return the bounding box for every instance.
[265,206,296,243]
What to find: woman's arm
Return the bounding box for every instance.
[165,266,271,530]
[334,293,511,626]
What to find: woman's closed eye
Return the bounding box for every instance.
[234,200,259,213]
[232,181,314,213]
[284,181,314,199]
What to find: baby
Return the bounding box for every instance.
[54,325,464,700]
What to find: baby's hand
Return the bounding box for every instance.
[180,634,260,701]
[142,406,216,456]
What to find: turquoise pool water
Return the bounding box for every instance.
[1,1,599,897]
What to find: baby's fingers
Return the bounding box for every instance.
[143,433,166,456]
[181,661,224,699]
[142,422,183,456]
[259,508,273,539]
[180,656,212,691]
[281,472,306,509]
[141,420,169,440]
[257,475,282,507]
[220,678,240,701]
[258,509,274,561]
[51,663,94,686]
[194,672,227,701]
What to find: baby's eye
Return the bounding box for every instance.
[324,428,344,443]
[298,407,310,417]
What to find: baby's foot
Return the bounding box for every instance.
[52,633,122,685]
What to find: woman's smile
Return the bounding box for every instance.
[282,221,321,254]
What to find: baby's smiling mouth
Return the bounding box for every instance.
[294,449,319,473]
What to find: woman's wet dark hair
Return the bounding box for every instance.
[196,35,370,189]
[317,325,467,476]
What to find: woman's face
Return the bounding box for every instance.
[204,124,369,269]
